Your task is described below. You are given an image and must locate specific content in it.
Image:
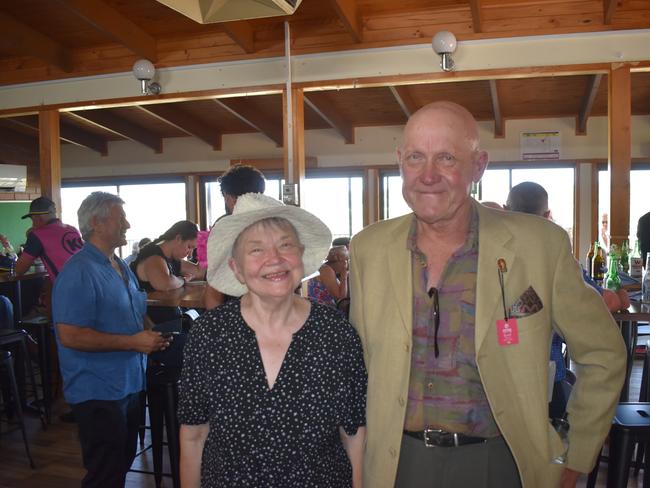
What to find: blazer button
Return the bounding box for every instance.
[398,396,405,406]
[404,344,410,352]
[389,447,397,458]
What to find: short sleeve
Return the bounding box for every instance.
[23,232,43,260]
[177,319,213,425]
[338,322,367,435]
[52,267,96,327]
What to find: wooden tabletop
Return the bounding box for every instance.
[146,282,206,309]
[0,269,48,284]
[612,300,650,322]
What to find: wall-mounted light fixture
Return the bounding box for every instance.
[432,31,457,72]
[132,59,161,95]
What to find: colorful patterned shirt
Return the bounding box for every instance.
[404,209,500,438]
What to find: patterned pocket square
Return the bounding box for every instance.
[509,286,544,318]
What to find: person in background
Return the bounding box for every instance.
[505,181,629,418]
[124,237,151,266]
[53,191,169,488]
[179,193,366,488]
[15,197,83,282]
[332,236,351,249]
[0,234,17,260]
[203,164,266,310]
[349,101,626,488]
[0,295,13,329]
[131,221,204,292]
[600,212,610,252]
[308,245,349,308]
[638,211,650,267]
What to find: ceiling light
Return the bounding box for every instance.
[432,31,457,72]
[132,59,161,95]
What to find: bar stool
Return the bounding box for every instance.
[605,403,650,488]
[0,329,45,428]
[0,350,36,468]
[146,364,181,488]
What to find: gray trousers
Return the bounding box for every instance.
[395,434,522,488]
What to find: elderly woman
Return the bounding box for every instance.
[130,220,204,291]
[178,193,367,488]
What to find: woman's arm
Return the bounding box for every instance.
[340,426,365,488]
[180,259,207,280]
[180,423,210,488]
[319,264,348,300]
[139,255,184,291]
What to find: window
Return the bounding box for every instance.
[381,174,411,219]
[480,166,576,243]
[301,176,364,240]
[61,181,187,257]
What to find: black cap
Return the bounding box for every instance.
[21,197,56,219]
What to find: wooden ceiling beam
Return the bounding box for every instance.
[139,104,222,150]
[54,0,157,61]
[304,92,355,144]
[604,0,618,25]
[468,0,483,33]
[388,86,420,119]
[577,74,603,135]
[219,21,255,54]
[0,11,72,72]
[68,111,162,153]
[7,115,109,156]
[214,98,284,147]
[488,79,504,138]
[329,0,362,43]
[0,122,38,157]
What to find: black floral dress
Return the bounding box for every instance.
[178,300,367,488]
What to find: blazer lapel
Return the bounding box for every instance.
[475,203,517,350]
[387,216,414,337]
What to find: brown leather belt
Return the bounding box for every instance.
[403,429,488,448]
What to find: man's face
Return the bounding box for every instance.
[94,204,130,249]
[397,108,487,225]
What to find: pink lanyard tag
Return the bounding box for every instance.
[496,318,519,346]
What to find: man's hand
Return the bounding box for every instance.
[131,330,170,354]
[559,467,581,488]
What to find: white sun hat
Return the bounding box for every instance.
[206,193,332,296]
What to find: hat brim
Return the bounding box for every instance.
[206,205,332,297]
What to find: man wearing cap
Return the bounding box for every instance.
[15,196,83,282]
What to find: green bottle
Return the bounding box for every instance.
[621,239,630,274]
[605,256,622,291]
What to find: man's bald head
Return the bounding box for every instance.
[402,101,481,153]
[506,181,550,218]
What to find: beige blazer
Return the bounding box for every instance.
[349,201,626,488]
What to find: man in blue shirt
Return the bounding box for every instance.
[53,192,169,488]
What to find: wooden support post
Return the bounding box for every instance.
[185,175,200,224]
[608,64,631,247]
[38,110,62,214]
[364,168,379,227]
[283,87,306,206]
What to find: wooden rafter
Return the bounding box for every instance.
[54,0,157,61]
[329,0,362,43]
[604,0,618,24]
[8,115,108,156]
[68,110,162,153]
[219,21,255,54]
[488,79,504,138]
[214,98,283,147]
[468,0,483,33]
[577,74,603,135]
[388,86,420,119]
[0,11,72,72]
[304,92,355,144]
[139,104,222,150]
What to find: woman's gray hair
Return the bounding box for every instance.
[77,191,125,240]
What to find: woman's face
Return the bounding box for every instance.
[229,221,304,299]
[328,247,349,273]
[172,236,197,260]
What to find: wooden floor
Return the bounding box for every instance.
[0,363,645,488]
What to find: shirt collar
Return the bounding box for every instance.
[406,204,479,256]
[84,241,113,265]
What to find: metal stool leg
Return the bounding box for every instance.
[163,381,180,488]
[2,351,36,469]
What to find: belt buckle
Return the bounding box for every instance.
[423,428,457,447]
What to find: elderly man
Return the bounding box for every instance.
[52,192,169,488]
[203,164,266,309]
[15,196,83,281]
[349,101,626,488]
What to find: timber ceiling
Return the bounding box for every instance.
[1,0,650,162]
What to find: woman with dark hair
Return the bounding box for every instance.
[131,220,205,292]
